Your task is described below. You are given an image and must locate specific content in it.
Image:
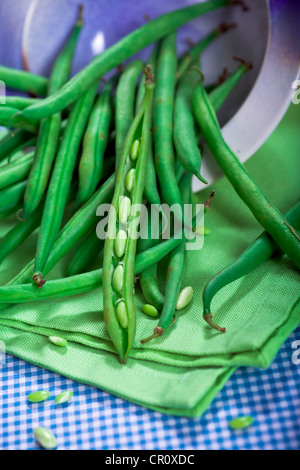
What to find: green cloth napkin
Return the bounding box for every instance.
[0,104,299,417]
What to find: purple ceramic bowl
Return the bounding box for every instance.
[0,0,299,185]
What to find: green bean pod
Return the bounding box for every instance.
[103,66,155,363]
[139,265,164,311]
[0,150,34,190]
[14,0,234,122]
[203,200,300,332]
[208,60,251,112]
[67,230,104,276]
[23,114,61,218]
[176,25,226,84]
[138,209,164,311]
[33,83,99,287]
[174,67,208,184]
[192,81,300,269]
[175,61,250,184]
[0,65,48,96]
[141,173,192,343]
[0,180,27,213]
[115,60,144,169]
[24,6,84,218]
[0,202,43,266]
[0,132,35,164]
[154,32,182,209]
[0,97,39,109]
[0,106,38,133]
[76,78,115,207]
[136,43,162,207]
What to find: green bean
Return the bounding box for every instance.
[0,175,115,314]
[208,58,252,112]
[48,5,84,94]
[0,207,21,222]
[136,43,160,111]
[139,265,164,311]
[103,66,155,363]
[0,201,43,266]
[76,78,115,207]
[5,137,37,165]
[24,6,84,218]
[0,150,33,190]
[115,60,143,169]
[176,23,236,84]
[138,210,164,311]
[0,180,27,213]
[193,80,300,269]
[0,65,48,96]
[174,67,208,184]
[0,133,36,164]
[0,182,76,268]
[23,114,61,218]
[0,129,32,163]
[154,33,181,208]
[13,0,235,122]
[0,106,38,133]
[203,200,300,332]
[136,43,162,206]
[67,229,104,276]
[0,181,210,312]
[140,173,192,343]
[33,83,99,287]
[174,61,250,184]
[0,96,39,109]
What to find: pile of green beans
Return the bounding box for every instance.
[1,0,298,364]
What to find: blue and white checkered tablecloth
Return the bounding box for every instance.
[1,327,299,450]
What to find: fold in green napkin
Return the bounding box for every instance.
[0,104,299,417]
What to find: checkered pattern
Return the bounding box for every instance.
[1,327,299,450]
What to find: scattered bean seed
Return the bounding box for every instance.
[195,226,210,235]
[176,286,194,310]
[229,416,254,430]
[114,230,127,258]
[28,390,50,403]
[116,301,128,329]
[55,391,73,405]
[48,336,68,347]
[34,427,57,450]
[142,304,159,318]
